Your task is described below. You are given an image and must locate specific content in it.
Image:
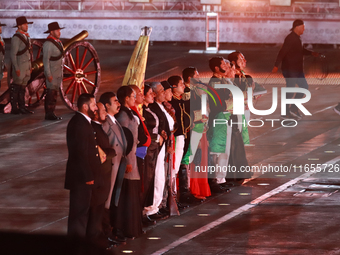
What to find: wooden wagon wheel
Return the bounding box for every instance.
[26,40,47,107]
[60,41,101,111]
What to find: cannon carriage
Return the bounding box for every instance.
[0,30,100,112]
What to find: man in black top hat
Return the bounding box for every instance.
[272,19,319,119]
[43,22,65,120]
[0,22,6,88]
[10,16,34,114]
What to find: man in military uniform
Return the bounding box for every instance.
[168,75,202,205]
[0,21,6,88]
[10,16,33,114]
[43,22,64,120]
[182,67,208,165]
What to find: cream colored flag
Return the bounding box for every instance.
[122,27,152,89]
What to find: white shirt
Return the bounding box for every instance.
[145,107,159,135]
[127,107,140,125]
[93,120,101,125]
[157,102,175,132]
[107,113,117,124]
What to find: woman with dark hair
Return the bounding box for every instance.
[141,84,162,223]
[227,51,257,145]
[111,85,142,239]
[228,51,265,122]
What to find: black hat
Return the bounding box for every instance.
[0,22,6,27]
[44,22,65,33]
[14,16,33,28]
[291,19,304,31]
[161,80,172,90]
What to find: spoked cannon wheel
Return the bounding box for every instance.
[61,41,101,111]
[26,40,47,107]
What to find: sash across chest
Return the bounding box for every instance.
[13,33,31,56]
[46,38,64,61]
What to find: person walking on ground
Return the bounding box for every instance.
[43,22,65,120]
[272,19,319,119]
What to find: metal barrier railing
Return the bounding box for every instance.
[0,0,339,13]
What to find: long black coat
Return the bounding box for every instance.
[65,112,101,190]
[149,102,171,139]
[170,96,190,137]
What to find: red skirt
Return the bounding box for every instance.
[190,133,211,197]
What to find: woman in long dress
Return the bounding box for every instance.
[111,86,142,239]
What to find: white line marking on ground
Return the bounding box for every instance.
[313,104,337,115]
[0,207,68,210]
[146,67,179,81]
[0,122,61,140]
[151,156,340,255]
[251,104,337,141]
[0,159,67,185]
[30,216,68,233]
[148,56,185,67]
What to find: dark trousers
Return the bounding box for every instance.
[102,208,112,237]
[282,70,309,99]
[141,141,160,207]
[87,203,105,238]
[67,185,92,237]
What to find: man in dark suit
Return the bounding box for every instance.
[65,93,102,238]
[90,102,117,242]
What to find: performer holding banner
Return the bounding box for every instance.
[43,22,65,120]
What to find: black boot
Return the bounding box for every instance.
[18,86,33,114]
[178,164,203,204]
[45,89,62,120]
[10,84,20,114]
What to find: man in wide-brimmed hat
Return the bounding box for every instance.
[10,16,34,114]
[0,22,6,88]
[43,22,65,120]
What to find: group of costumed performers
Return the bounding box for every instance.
[183,55,261,200]
[208,56,251,186]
